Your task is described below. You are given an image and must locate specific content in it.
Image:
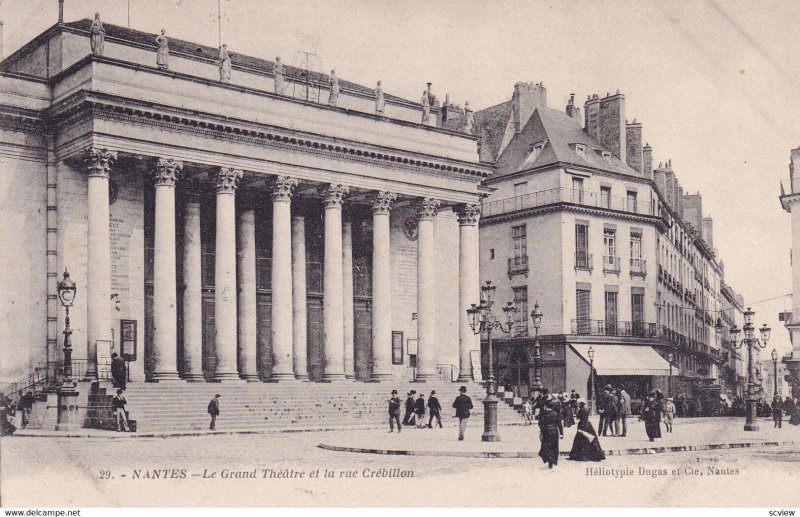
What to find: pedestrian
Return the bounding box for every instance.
[784,396,796,424]
[388,389,402,433]
[663,397,676,433]
[112,388,130,432]
[597,385,611,436]
[523,398,534,425]
[0,397,16,436]
[427,390,442,429]
[640,395,662,442]
[562,393,575,427]
[773,395,784,429]
[414,393,426,428]
[207,393,220,431]
[111,352,127,389]
[538,399,564,469]
[619,388,631,437]
[607,389,620,436]
[403,390,416,426]
[452,386,473,441]
[568,399,605,462]
[791,397,800,426]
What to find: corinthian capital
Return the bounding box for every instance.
[324,184,350,209]
[456,203,481,226]
[215,167,243,194]
[415,197,441,220]
[270,176,299,202]
[85,147,117,178]
[154,158,183,187]
[372,191,397,215]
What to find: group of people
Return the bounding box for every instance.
[387,386,472,440]
[767,395,800,428]
[0,390,34,436]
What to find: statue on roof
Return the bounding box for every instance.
[464,101,474,135]
[273,57,286,95]
[375,81,385,116]
[155,29,169,70]
[218,44,231,83]
[421,90,431,124]
[90,13,105,57]
[328,69,340,107]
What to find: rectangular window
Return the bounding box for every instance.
[600,186,611,209]
[489,248,495,260]
[572,177,585,204]
[627,190,638,213]
[605,291,618,336]
[514,181,527,197]
[630,234,642,259]
[632,293,645,336]
[576,289,591,334]
[604,228,616,258]
[512,225,527,266]
[513,287,529,337]
[392,331,404,365]
[575,223,589,269]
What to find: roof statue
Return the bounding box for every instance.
[90,13,104,56]
[464,101,474,135]
[328,69,340,106]
[218,44,231,83]
[375,80,385,115]
[155,30,169,70]
[421,90,431,124]
[273,56,286,95]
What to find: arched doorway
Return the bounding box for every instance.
[499,347,533,398]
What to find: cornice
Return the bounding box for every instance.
[46,91,491,181]
[0,106,46,134]
[481,201,668,230]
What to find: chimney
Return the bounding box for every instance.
[653,163,667,199]
[676,183,684,218]
[642,142,653,179]
[566,93,581,122]
[584,94,600,141]
[598,91,626,160]
[0,21,3,61]
[58,0,65,24]
[664,166,676,210]
[791,146,800,194]
[683,193,703,232]
[702,217,714,250]
[512,81,547,133]
[625,119,643,174]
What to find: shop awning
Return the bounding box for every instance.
[570,344,678,376]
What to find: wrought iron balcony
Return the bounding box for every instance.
[630,258,647,276]
[571,319,658,338]
[603,255,621,274]
[575,251,593,271]
[482,187,660,218]
[507,255,529,278]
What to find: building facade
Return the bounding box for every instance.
[779,146,800,398]
[0,18,489,386]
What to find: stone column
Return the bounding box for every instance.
[291,209,308,380]
[237,198,259,381]
[323,184,349,380]
[152,158,183,381]
[270,176,299,380]
[371,191,396,381]
[457,203,481,382]
[415,197,441,382]
[84,147,116,381]
[212,167,243,381]
[182,187,204,381]
[342,216,355,379]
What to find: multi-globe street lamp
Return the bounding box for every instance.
[729,307,770,432]
[467,281,517,442]
[530,302,543,392]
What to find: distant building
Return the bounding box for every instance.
[779,146,800,398]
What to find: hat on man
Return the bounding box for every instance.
[430,390,436,395]
[604,384,612,390]
[459,386,467,393]
[215,394,221,398]
[391,390,398,394]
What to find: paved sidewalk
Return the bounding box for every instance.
[317,416,800,457]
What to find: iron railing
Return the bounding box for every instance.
[571,319,658,338]
[435,364,460,383]
[603,255,621,273]
[482,187,659,218]
[507,256,529,277]
[630,258,647,276]
[575,251,593,270]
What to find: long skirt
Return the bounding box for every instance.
[790,410,800,426]
[563,409,575,428]
[645,420,662,439]
[568,424,605,462]
[538,427,560,465]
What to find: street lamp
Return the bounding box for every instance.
[588,346,596,415]
[57,268,77,388]
[771,349,778,397]
[467,280,517,442]
[530,302,543,391]
[729,307,770,431]
[667,352,674,398]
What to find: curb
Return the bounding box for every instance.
[317,439,800,458]
[9,424,386,439]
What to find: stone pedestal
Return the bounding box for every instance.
[55,389,81,432]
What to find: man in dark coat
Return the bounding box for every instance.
[20,391,34,428]
[597,385,611,436]
[111,352,126,389]
[402,390,416,426]
[388,390,402,433]
[414,393,426,428]
[208,394,220,431]
[538,399,564,468]
[452,386,473,441]
[427,390,442,428]
[773,395,784,428]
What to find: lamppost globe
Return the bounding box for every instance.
[772,349,778,362]
[715,317,723,334]
[530,302,543,329]
[760,324,771,344]
[57,268,76,308]
[587,346,594,361]
[744,307,754,326]
[667,352,674,364]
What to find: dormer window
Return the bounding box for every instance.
[595,149,612,159]
[570,143,587,155]
[528,140,547,161]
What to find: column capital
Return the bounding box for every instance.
[154,158,183,187]
[271,176,299,202]
[456,203,481,226]
[215,167,243,194]
[415,197,441,220]
[372,191,397,214]
[324,184,350,209]
[85,147,117,178]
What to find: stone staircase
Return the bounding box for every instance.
[118,381,524,433]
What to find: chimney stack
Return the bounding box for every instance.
[512,81,547,133]
[683,193,703,232]
[584,94,600,141]
[598,91,626,160]
[0,21,3,61]
[566,93,581,122]
[625,118,643,174]
[59,0,65,24]
[653,162,667,199]
[642,142,653,179]
[702,217,714,250]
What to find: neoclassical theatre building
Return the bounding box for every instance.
[0,18,489,384]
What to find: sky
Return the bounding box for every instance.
[1,0,799,360]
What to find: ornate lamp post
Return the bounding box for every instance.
[467,281,517,442]
[772,349,779,397]
[729,307,770,431]
[667,352,674,398]
[56,268,80,431]
[530,302,543,391]
[588,346,596,415]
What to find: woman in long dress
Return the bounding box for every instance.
[561,394,575,428]
[568,400,605,462]
[641,396,662,441]
[538,400,563,469]
[155,30,169,70]
[218,45,231,83]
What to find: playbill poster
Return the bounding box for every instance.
[0,0,799,511]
